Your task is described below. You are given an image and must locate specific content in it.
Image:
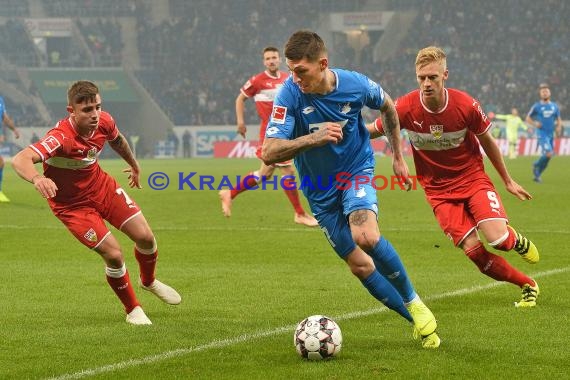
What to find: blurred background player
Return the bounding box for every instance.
[263,30,440,348]
[219,46,317,227]
[11,81,181,324]
[0,95,20,202]
[491,108,528,159]
[370,46,539,307]
[525,83,562,182]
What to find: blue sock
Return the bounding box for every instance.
[361,270,413,322]
[539,156,550,174]
[0,166,3,191]
[369,237,417,303]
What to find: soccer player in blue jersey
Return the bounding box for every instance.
[0,95,20,202]
[261,30,440,349]
[525,83,562,182]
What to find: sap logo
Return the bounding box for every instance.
[196,132,236,156]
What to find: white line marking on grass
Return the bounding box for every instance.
[47,267,569,380]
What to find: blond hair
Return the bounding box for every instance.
[415,46,447,69]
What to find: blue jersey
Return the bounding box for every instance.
[0,96,6,127]
[527,101,560,139]
[266,69,384,205]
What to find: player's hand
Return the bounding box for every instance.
[237,123,247,138]
[392,155,413,191]
[506,180,532,201]
[123,167,142,189]
[33,176,58,199]
[312,123,343,146]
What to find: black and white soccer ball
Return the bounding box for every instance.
[294,315,342,360]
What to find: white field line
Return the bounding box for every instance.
[46,267,569,380]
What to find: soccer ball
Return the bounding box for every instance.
[294,315,342,360]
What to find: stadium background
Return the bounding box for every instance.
[0,0,568,159]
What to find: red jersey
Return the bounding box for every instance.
[240,70,286,131]
[375,88,492,195]
[30,111,119,205]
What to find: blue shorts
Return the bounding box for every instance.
[537,136,554,155]
[310,173,379,258]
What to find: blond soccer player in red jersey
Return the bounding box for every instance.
[219,46,317,227]
[369,46,539,307]
[12,80,181,325]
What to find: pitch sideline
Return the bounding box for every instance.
[47,267,569,380]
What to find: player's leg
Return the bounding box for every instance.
[342,178,439,347]
[278,164,318,227]
[508,140,517,159]
[56,206,148,324]
[218,158,276,217]
[470,187,539,264]
[317,208,412,322]
[0,155,9,202]
[95,234,151,325]
[347,209,438,347]
[104,180,181,306]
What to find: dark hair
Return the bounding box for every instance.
[263,46,279,55]
[67,80,99,105]
[284,30,327,62]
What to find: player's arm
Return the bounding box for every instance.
[12,147,58,198]
[555,115,563,137]
[525,109,540,129]
[261,123,343,165]
[379,94,412,191]
[235,92,248,138]
[2,112,20,139]
[477,131,531,201]
[108,132,142,189]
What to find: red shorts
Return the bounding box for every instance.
[50,174,141,249]
[427,177,508,246]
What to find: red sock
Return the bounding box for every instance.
[492,226,517,251]
[230,172,259,198]
[135,248,157,287]
[106,270,140,313]
[465,243,535,287]
[282,178,305,214]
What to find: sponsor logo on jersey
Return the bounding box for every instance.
[302,106,315,114]
[40,135,61,153]
[339,102,351,114]
[266,126,280,136]
[413,120,424,129]
[84,228,98,242]
[429,125,444,139]
[271,105,287,124]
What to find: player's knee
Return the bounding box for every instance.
[135,234,156,251]
[353,234,379,253]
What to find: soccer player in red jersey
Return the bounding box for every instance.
[12,81,181,324]
[369,46,540,307]
[218,46,317,227]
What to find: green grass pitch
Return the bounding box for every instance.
[1,155,568,379]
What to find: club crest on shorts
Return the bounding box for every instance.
[84,228,98,242]
[429,125,444,140]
